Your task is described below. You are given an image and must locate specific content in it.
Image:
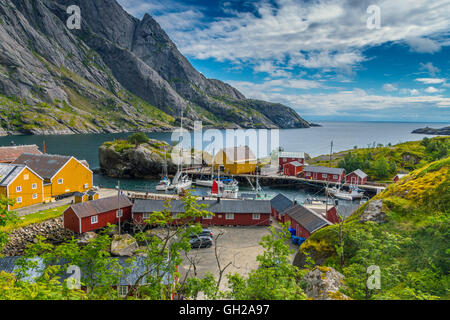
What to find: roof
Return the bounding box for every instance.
[68,195,133,219]
[279,152,306,159]
[13,153,72,180]
[347,169,368,179]
[304,165,345,175]
[0,163,26,186]
[284,161,303,167]
[285,204,331,233]
[215,146,257,164]
[395,173,408,179]
[0,145,42,163]
[270,193,294,215]
[133,199,272,214]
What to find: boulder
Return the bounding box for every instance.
[111,234,139,257]
[360,200,386,224]
[77,232,98,245]
[303,266,351,300]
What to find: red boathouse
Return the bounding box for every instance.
[345,169,368,185]
[303,166,345,183]
[63,195,133,233]
[283,161,304,176]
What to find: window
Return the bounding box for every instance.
[253,213,260,220]
[305,172,311,176]
[143,213,150,220]
[32,183,37,190]
[57,178,63,184]
[322,174,328,179]
[116,209,123,218]
[84,183,89,189]
[333,175,338,180]
[32,194,38,200]
[16,197,22,204]
[23,174,29,181]
[118,286,128,297]
[226,213,234,220]
[16,186,22,192]
[91,216,98,224]
[204,214,213,220]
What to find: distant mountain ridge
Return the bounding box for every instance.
[0,0,311,135]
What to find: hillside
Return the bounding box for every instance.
[0,0,310,135]
[309,136,449,181]
[294,157,450,299]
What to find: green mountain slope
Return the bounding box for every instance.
[294,157,450,299]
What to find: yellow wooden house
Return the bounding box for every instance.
[13,153,93,202]
[0,163,44,210]
[213,146,257,175]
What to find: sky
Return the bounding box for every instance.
[117,0,450,123]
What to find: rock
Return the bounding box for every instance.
[77,232,98,245]
[111,234,139,257]
[303,266,351,300]
[412,126,450,135]
[360,200,386,224]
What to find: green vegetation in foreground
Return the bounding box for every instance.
[0,205,69,233]
[309,136,449,181]
[298,156,450,299]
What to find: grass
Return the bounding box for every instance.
[1,205,69,233]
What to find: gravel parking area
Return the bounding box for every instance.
[179,222,298,293]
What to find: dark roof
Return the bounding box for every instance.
[304,165,345,175]
[285,204,331,233]
[68,195,133,219]
[0,145,42,163]
[13,153,72,180]
[133,199,271,214]
[270,193,294,215]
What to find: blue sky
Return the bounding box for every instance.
[117,0,450,123]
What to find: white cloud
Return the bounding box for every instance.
[405,37,442,53]
[424,86,442,93]
[419,62,440,77]
[415,78,446,84]
[383,84,398,92]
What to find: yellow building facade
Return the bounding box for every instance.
[0,164,44,210]
[214,146,257,175]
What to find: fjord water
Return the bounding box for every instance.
[1,121,446,216]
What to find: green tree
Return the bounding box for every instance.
[0,196,17,252]
[372,157,390,179]
[127,132,149,146]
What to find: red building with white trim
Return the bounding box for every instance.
[63,195,133,233]
[303,166,345,183]
[283,161,304,176]
[132,199,272,227]
[345,169,368,185]
[278,152,307,168]
[284,204,332,238]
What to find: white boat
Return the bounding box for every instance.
[208,180,239,199]
[326,185,364,201]
[155,177,171,191]
[175,175,192,193]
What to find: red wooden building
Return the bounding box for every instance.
[393,173,408,183]
[303,166,345,183]
[270,193,294,222]
[284,204,332,238]
[278,152,307,168]
[132,199,272,227]
[345,169,368,185]
[283,161,304,176]
[63,195,133,233]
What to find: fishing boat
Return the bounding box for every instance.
[326,184,364,201]
[155,146,172,191]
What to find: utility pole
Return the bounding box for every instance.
[326,141,334,212]
[43,141,46,154]
[117,180,121,236]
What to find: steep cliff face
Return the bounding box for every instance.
[0,0,310,135]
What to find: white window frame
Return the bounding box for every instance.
[23,174,29,181]
[32,183,37,190]
[16,186,22,193]
[32,193,38,200]
[322,173,328,179]
[91,215,98,224]
[253,213,260,220]
[16,197,22,204]
[305,172,311,176]
[143,213,150,220]
[57,178,63,185]
[204,214,213,220]
[118,285,128,297]
[333,175,338,180]
[225,213,234,220]
[116,209,123,218]
[84,183,89,189]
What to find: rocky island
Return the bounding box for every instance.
[412,126,450,135]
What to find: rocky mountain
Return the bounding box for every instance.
[0,0,311,135]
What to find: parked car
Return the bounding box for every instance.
[190,228,213,239]
[189,236,213,249]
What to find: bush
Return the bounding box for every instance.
[127,132,149,145]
